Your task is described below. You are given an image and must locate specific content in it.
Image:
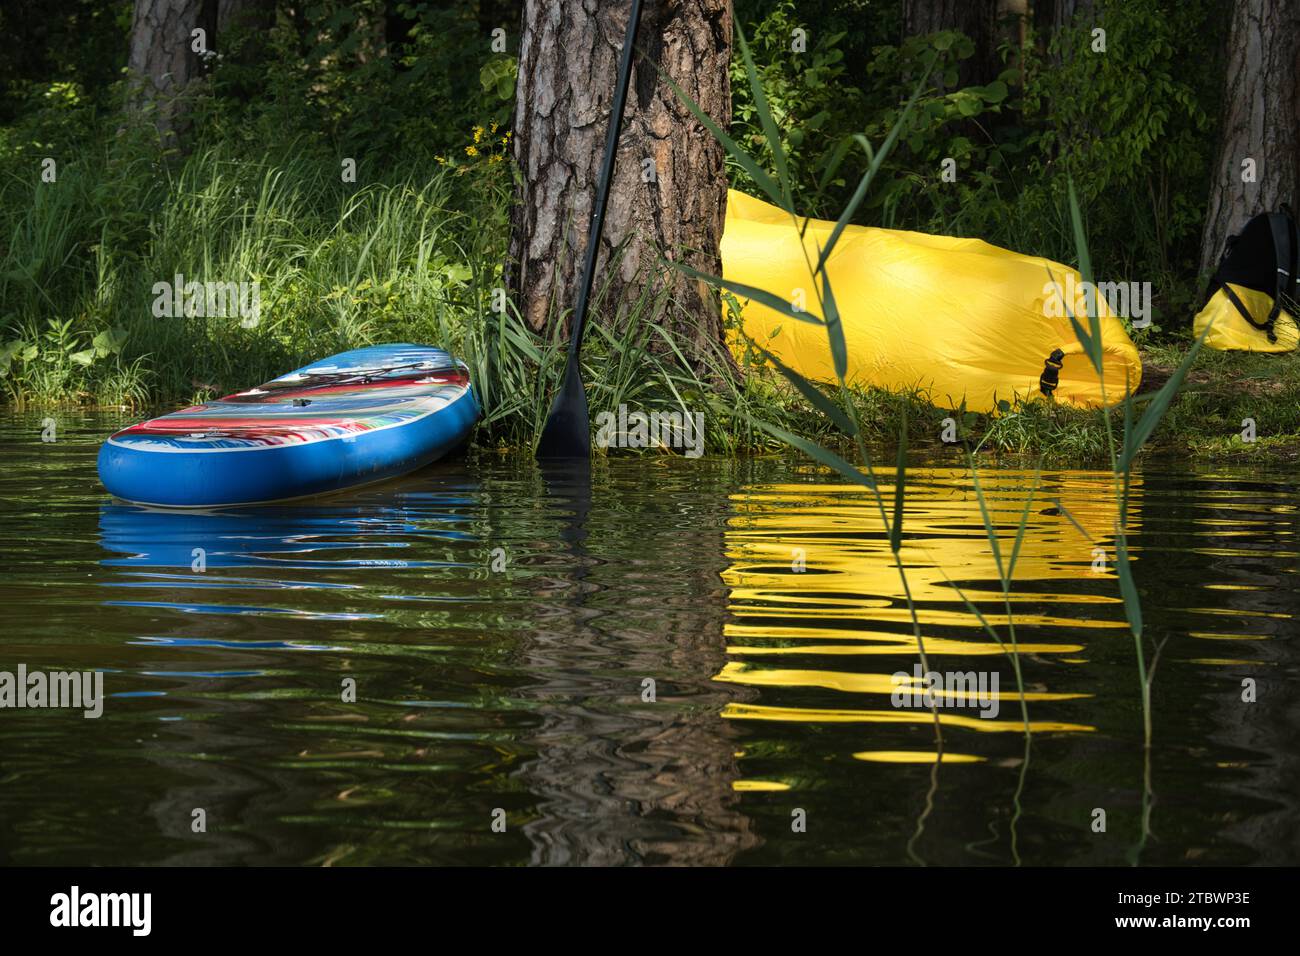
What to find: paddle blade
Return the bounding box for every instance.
[536,354,591,459]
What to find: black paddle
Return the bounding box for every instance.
[535,0,645,459]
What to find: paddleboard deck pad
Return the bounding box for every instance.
[98,344,479,507]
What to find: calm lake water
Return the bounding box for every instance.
[1,411,1297,865]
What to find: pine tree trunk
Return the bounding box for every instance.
[1199,0,1300,278]
[508,0,733,372]
[902,0,1001,87]
[127,0,216,139]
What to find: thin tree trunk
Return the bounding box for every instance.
[1199,0,1300,278]
[128,0,217,140]
[508,0,733,372]
[1000,0,1028,46]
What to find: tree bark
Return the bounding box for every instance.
[128,0,217,140]
[215,0,266,36]
[902,0,1002,87]
[1033,0,1096,66]
[1199,0,1300,278]
[508,0,733,372]
[1034,0,1095,33]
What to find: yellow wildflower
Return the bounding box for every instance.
[490,122,499,134]
[473,126,485,143]
[465,145,478,157]
[488,154,503,165]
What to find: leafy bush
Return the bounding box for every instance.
[1017,0,1222,282]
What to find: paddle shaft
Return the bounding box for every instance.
[566,0,645,363]
[536,0,645,459]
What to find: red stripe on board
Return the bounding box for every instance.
[220,370,468,403]
[122,417,367,436]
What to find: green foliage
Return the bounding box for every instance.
[479,57,518,126]
[731,2,1013,224]
[0,318,128,405]
[181,2,521,162]
[859,31,1013,230]
[729,1,864,215]
[1017,0,1221,278]
[0,0,129,125]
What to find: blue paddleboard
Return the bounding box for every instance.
[98,344,479,507]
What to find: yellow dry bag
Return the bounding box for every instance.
[1193,207,1300,352]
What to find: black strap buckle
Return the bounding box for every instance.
[1039,348,1065,397]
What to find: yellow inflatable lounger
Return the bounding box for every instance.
[1192,208,1300,352]
[719,190,1142,413]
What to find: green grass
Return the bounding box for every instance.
[1138,342,1300,460]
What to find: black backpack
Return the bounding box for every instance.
[1203,206,1299,343]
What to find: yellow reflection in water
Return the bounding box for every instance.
[721,702,1095,733]
[724,471,1133,634]
[716,661,1089,702]
[727,639,1084,656]
[853,751,985,764]
[718,470,1120,758]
